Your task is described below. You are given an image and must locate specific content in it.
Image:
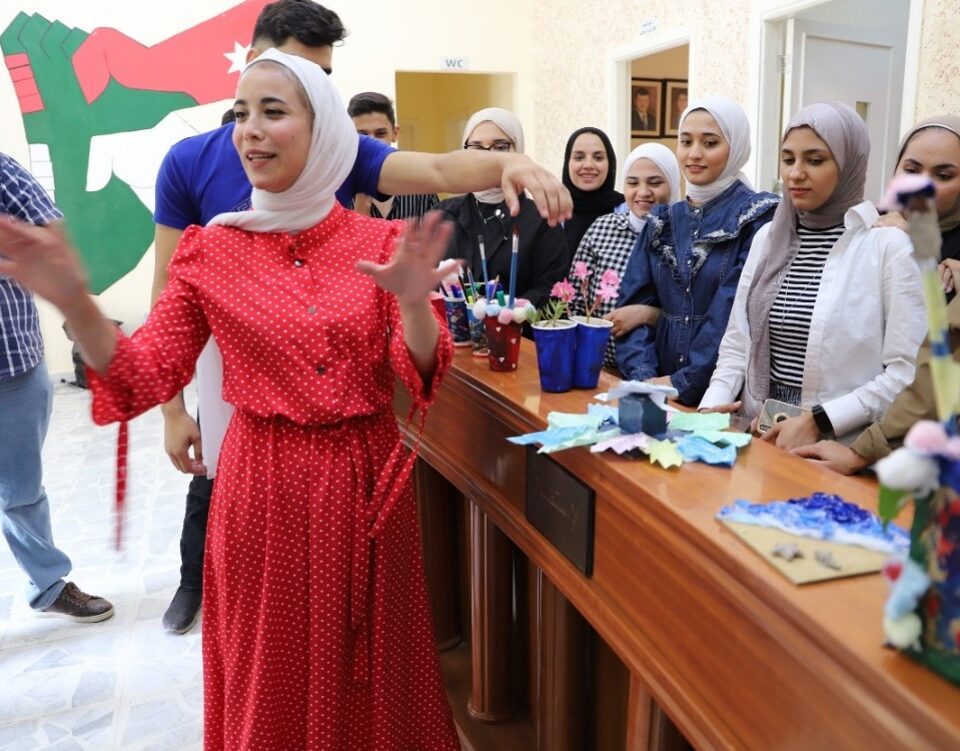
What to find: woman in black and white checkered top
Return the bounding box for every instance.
[568,143,680,366]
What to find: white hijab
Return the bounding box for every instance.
[679,95,753,205]
[462,107,525,205]
[621,143,681,232]
[208,47,358,231]
[198,48,358,477]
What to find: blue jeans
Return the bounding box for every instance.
[0,361,71,609]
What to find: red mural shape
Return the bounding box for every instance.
[4,53,43,113]
[71,0,271,105]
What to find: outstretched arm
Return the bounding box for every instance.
[356,212,460,383]
[0,218,116,371]
[1,217,210,425]
[378,150,572,226]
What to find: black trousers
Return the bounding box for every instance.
[178,473,213,590]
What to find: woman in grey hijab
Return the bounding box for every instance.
[700,102,927,450]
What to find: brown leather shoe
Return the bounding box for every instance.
[40,582,114,623]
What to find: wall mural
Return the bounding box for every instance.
[0,0,270,293]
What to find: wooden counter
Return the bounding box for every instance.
[397,341,960,750]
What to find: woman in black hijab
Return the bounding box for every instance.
[561,127,624,262]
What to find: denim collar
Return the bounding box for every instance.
[646,181,779,274]
[677,181,780,241]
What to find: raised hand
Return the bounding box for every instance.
[356,212,460,306]
[0,217,89,309]
[499,154,573,226]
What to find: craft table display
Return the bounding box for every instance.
[396,342,960,751]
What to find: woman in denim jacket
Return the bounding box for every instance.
[615,96,779,405]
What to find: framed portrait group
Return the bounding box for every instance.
[630,78,688,138]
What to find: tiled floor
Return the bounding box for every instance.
[0,381,203,750]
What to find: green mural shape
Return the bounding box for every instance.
[1,13,199,293]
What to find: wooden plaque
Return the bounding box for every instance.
[525,447,595,576]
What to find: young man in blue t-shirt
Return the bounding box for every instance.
[346,91,439,220]
[154,0,571,634]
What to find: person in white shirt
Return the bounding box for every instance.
[699,101,926,450]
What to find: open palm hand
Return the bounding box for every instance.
[0,217,90,309]
[357,212,459,306]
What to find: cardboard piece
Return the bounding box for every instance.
[720,520,889,585]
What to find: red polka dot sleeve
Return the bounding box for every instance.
[88,225,211,425]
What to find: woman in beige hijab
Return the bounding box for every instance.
[436,108,568,310]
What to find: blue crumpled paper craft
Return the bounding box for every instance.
[669,411,731,432]
[507,388,749,465]
[506,405,621,453]
[675,435,738,466]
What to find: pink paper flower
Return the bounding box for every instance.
[582,268,622,319]
[536,279,575,326]
[597,282,619,303]
[600,269,620,287]
[573,261,591,280]
[551,279,576,303]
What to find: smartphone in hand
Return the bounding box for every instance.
[756,398,804,434]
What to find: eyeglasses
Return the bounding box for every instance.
[463,140,514,152]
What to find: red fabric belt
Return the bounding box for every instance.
[349,404,426,683]
[115,420,128,550]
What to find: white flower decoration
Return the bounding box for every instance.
[875,448,939,495]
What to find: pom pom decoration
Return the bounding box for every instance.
[882,556,931,621]
[883,614,923,650]
[875,448,939,495]
[904,420,949,453]
[878,174,936,214]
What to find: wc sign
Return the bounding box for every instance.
[440,56,470,71]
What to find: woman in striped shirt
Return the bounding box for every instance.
[700,102,927,450]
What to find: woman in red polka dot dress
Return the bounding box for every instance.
[0,49,462,750]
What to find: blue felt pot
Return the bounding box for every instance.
[571,315,613,389]
[532,320,577,392]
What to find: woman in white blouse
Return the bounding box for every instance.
[699,101,926,449]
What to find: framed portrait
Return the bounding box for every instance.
[664,80,689,138]
[630,78,662,138]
